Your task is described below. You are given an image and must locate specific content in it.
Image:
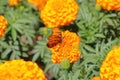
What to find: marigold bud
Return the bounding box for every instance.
[60,58,70,69]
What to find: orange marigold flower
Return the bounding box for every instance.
[92,76,101,80]
[9,0,21,6]
[28,0,48,10]
[49,30,81,64]
[0,59,47,80]
[100,46,120,80]
[96,0,120,11]
[40,0,79,28]
[0,15,8,38]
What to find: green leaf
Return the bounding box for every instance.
[105,18,114,26]
[22,53,28,57]
[83,54,99,64]
[10,52,16,60]
[1,48,11,59]
[44,63,54,73]
[95,34,105,38]
[84,45,95,53]
[32,53,40,62]
[72,70,80,80]
[11,28,17,41]
[52,64,60,77]
[6,26,12,34]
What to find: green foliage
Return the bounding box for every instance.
[0,0,39,60]
[0,0,120,80]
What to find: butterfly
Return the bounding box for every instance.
[47,28,62,48]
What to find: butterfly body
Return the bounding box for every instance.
[47,28,62,48]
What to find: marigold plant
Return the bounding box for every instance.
[0,59,47,80]
[28,0,48,10]
[96,0,120,11]
[49,30,81,64]
[8,0,21,6]
[0,15,8,38]
[40,0,79,28]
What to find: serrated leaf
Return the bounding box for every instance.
[105,18,114,26]
[6,26,12,34]
[40,47,46,58]
[10,52,16,59]
[11,28,17,41]
[72,70,80,80]
[22,53,28,57]
[84,45,95,53]
[95,34,105,38]
[52,64,60,77]
[27,36,33,45]
[32,53,40,62]
[1,49,11,59]
[37,40,47,46]
[44,63,54,72]
[83,54,99,63]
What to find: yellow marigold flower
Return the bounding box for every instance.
[28,0,48,10]
[0,59,47,80]
[40,0,79,28]
[100,46,120,80]
[49,30,81,64]
[0,15,8,38]
[96,0,120,11]
[9,0,21,6]
[92,76,101,80]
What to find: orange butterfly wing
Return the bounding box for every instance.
[47,28,62,48]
